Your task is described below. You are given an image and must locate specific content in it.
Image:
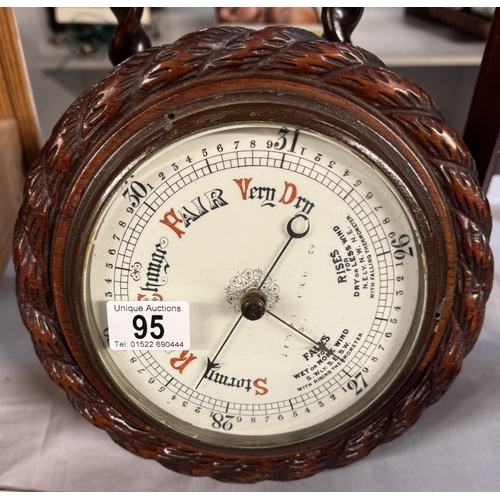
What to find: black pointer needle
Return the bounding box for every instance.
[195,213,311,390]
[258,212,310,291]
[195,315,244,390]
[266,310,341,362]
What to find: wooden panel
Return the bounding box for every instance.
[0,7,41,168]
[0,59,13,116]
[463,8,500,190]
[406,7,492,39]
[0,7,41,280]
[0,118,24,278]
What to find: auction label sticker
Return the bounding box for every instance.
[107,301,190,350]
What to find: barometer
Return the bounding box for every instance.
[14,26,493,482]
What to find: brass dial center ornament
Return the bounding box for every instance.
[14,27,493,482]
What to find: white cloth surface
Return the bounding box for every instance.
[1,178,500,492]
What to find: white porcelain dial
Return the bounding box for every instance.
[83,123,426,448]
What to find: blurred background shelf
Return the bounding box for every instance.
[14,7,487,141]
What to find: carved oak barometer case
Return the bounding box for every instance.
[14,22,493,482]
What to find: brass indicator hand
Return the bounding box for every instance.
[266,310,341,361]
[195,213,310,389]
